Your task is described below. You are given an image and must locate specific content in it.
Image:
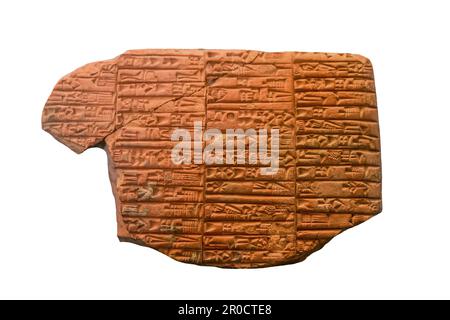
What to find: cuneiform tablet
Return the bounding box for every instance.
[42,49,382,268]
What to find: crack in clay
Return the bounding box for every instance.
[105,50,264,141]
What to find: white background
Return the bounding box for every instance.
[0,0,449,299]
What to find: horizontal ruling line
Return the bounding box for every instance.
[295,88,375,93]
[125,246,297,253]
[293,130,380,135]
[207,73,370,79]
[114,164,380,170]
[116,110,205,113]
[296,211,377,215]
[292,58,371,63]
[209,85,292,92]
[45,102,114,106]
[122,213,374,220]
[294,104,378,109]
[203,218,295,222]
[118,81,203,86]
[112,146,296,150]
[296,146,380,151]
[64,75,115,79]
[205,193,295,196]
[202,232,295,236]
[122,218,296,222]
[43,120,113,124]
[128,231,202,235]
[122,53,204,57]
[204,179,379,182]
[116,66,203,71]
[118,80,204,84]
[118,95,203,99]
[113,138,293,143]
[296,118,378,123]
[294,90,375,94]
[121,210,378,216]
[294,147,381,152]
[124,216,289,222]
[52,89,114,93]
[119,184,204,188]
[294,164,381,168]
[202,248,298,253]
[114,166,290,170]
[115,164,380,170]
[128,231,296,236]
[294,178,380,182]
[56,135,105,139]
[206,75,292,79]
[119,181,295,185]
[297,196,381,199]
[207,74,292,78]
[203,195,380,199]
[292,75,374,80]
[122,215,203,219]
[120,201,203,205]
[208,100,293,104]
[293,74,373,80]
[121,200,295,204]
[296,132,380,138]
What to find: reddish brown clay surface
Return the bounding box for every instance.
[42,49,382,268]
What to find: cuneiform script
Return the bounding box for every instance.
[42,49,381,268]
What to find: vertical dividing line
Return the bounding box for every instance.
[113,62,119,131]
[291,52,298,251]
[201,50,207,265]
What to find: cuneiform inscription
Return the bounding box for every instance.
[207,110,295,129]
[46,91,114,106]
[296,165,381,181]
[208,87,291,103]
[296,120,379,137]
[296,134,380,150]
[204,203,295,221]
[117,96,205,113]
[293,62,373,78]
[206,167,295,181]
[158,249,202,264]
[296,181,381,198]
[134,234,202,250]
[204,221,295,235]
[43,121,113,138]
[119,185,204,202]
[42,105,114,122]
[42,49,381,268]
[118,69,204,83]
[294,78,375,92]
[118,112,205,127]
[203,250,297,265]
[297,198,381,214]
[118,168,204,187]
[206,63,291,77]
[296,149,380,166]
[296,106,378,121]
[206,181,295,196]
[118,55,204,70]
[121,203,203,218]
[124,218,202,234]
[297,213,372,229]
[295,92,376,107]
[118,82,204,97]
[203,235,296,250]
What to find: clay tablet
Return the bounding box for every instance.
[42,49,382,268]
